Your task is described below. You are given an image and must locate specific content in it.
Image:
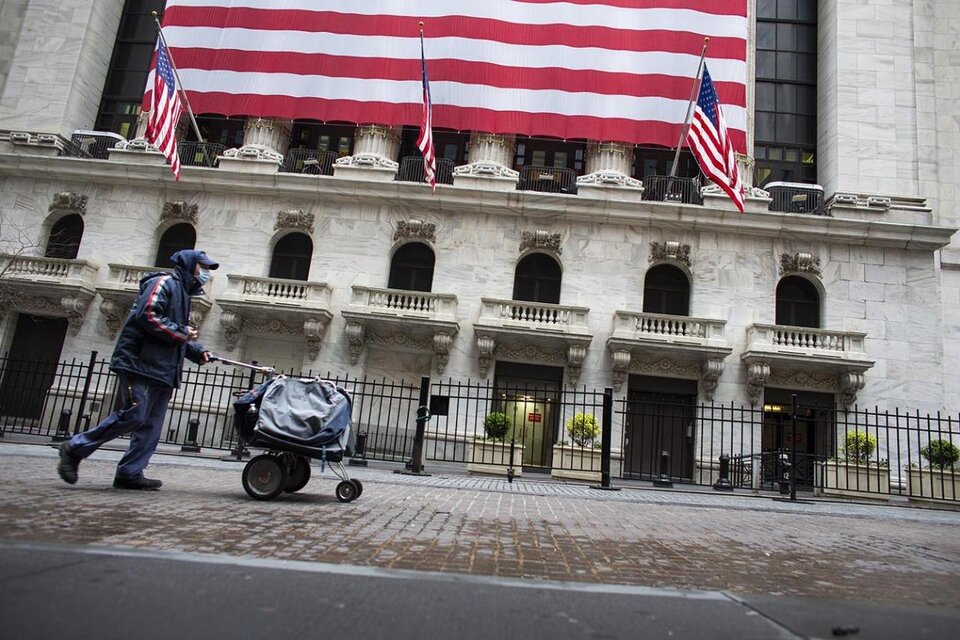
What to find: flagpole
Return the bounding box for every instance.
[669,37,709,179]
[150,11,206,148]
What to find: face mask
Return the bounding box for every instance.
[196,267,211,285]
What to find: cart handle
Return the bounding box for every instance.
[208,354,276,374]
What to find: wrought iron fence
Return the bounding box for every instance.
[517,165,578,194]
[178,142,225,168]
[395,156,455,185]
[282,148,337,175]
[1,351,957,502]
[640,175,703,205]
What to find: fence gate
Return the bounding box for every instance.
[622,390,696,481]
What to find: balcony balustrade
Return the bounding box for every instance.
[741,323,875,407]
[216,275,333,359]
[341,286,459,373]
[0,254,99,334]
[282,148,337,175]
[641,175,703,205]
[473,298,592,384]
[606,311,731,397]
[178,141,224,168]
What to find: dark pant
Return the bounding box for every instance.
[66,374,173,479]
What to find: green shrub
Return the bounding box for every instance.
[483,412,511,441]
[566,412,600,447]
[841,430,877,463]
[920,439,960,471]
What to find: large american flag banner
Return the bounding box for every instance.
[145,0,747,151]
[145,37,184,180]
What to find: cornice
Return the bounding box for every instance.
[0,152,955,251]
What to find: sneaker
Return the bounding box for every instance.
[113,476,162,491]
[57,442,80,485]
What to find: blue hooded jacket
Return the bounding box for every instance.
[110,249,214,388]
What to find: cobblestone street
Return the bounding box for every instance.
[3,443,960,608]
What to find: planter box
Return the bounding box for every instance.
[815,461,889,499]
[907,469,960,501]
[467,440,524,477]
[551,444,602,482]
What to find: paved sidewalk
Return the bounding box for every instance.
[2,441,960,609]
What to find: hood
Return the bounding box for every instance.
[170,249,219,295]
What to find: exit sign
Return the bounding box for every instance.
[527,412,542,422]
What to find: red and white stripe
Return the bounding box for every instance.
[145,0,747,150]
[144,275,188,342]
[145,38,184,180]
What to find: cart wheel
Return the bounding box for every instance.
[242,455,288,501]
[335,480,358,503]
[351,479,363,497]
[285,456,311,493]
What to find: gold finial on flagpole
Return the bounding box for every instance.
[150,10,158,17]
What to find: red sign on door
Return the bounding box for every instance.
[527,412,542,422]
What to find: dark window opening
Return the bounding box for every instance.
[388,242,435,292]
[45,215,84,260]
[514,137,586,174]
[776,275,820,328]
[154,223,197,268]
[513,253,562,304]
[95,0,168,138]
[643,265,690,316]
[269,233,313,281]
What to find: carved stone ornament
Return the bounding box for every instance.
[333,153,399,170]
[746,362,771,405]
[345,322,365,365]
[649,241,691,267]
[433,331,453,374]
[452,161,519,179]
[839,372,866,408]
[303,318,327,360]
[49,192,87,215]
[394,219,436,243]
[222,145,284,163]
[702,184,770,199]
[477,335,495,377]
[700,359,725,402]
[520,230,562,255]
[779,252,822,277]
[611,349,631,391]
[576,170,643,189]
[566,344,587,386]
[275,209,315,234]
[219,311,245,352]
[161,200,199,225]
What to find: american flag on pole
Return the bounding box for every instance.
[145,36,184,180]
[144,1,748,150]
[416,34,436,192]
[686,64,744,212]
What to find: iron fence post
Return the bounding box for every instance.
[396,376,431,477]
[182,418,201,453]
[713,453,734,491]
[790,393,798,501]
[592,387,620,491]
[72,350,98,435]
[653,450,673,487]
[52,408,72,442]
[506,436,516,483]
[0,404,4,438]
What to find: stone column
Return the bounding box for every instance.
[219,117,292,173]
[333,124,401,181]
[452,132,519,191]
[576,142,642,195]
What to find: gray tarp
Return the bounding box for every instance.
[256,377,351,448]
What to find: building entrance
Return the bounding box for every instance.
[622,376,697,481]
[0,314,68,424]
[493,362,563,470]
[760,389,835,490]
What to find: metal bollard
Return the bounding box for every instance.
[74,413,91,436]
[349,432,369,466]
[507,437,516,483]
[653,450,673,488]
[779,458,792,495]
[52,408,73,442]
[713,453,734,491]
[181,418,201,453]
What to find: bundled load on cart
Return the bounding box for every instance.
[223,357,362,502]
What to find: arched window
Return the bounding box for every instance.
[643,264,690,316]
[388,242,435,292]
[776,276,820,328]
[269,233,313,281]
[513,253,562,304]
[44,214,84,259]
[154,223,197,268]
